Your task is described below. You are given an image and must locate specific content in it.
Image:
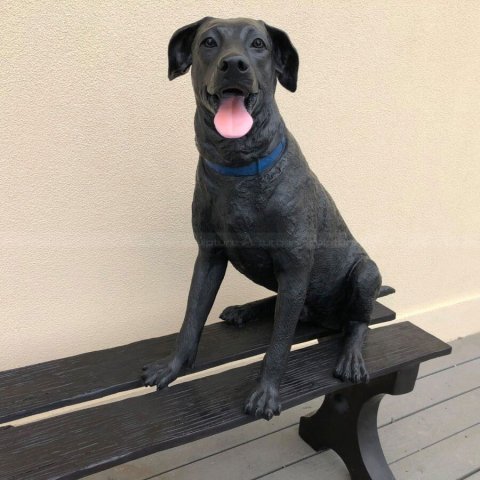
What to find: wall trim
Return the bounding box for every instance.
[376,294,480,342]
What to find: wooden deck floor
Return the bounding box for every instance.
[88,332,480,480]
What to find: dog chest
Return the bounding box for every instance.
[212,190,268,245]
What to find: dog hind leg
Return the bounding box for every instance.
[220,296,277,328]
[334,257,381,383]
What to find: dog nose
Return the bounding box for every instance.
[218,55,250,73]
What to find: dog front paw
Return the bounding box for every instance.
[141,357,182,390]
[334,349,369,384]
[244,383,281,420]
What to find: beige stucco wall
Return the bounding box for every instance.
[1,1,479,370]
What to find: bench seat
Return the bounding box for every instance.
[0,320,451,480]
[0,302,394,424]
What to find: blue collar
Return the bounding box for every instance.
[203,138,286,177]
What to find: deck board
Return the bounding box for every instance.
[391,424,480,480]
[87,333,479,480]
[260,452,349,480]
[380,389,480,461]
[379,357,480,422]
[466,469,480,479]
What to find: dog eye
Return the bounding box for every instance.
[251,38,266,49]
[201,37,217,48]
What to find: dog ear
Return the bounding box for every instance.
[168,17,211,81]
[264,23,299,92]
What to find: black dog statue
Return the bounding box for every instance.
[142,17,394,420]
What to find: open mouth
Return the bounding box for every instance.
[222,87,244,97]
[205,86,259,138]
[207,88,258,114]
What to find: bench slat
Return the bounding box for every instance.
[0,301,394,424]
[0,322,450,480]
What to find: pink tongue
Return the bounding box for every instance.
[214,96,253,138]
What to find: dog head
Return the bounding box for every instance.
[168,17,299,139]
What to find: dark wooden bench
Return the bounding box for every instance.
[0,301,451,480]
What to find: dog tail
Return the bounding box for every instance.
[377,285,396,298]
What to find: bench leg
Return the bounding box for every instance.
[298,365,419,480]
